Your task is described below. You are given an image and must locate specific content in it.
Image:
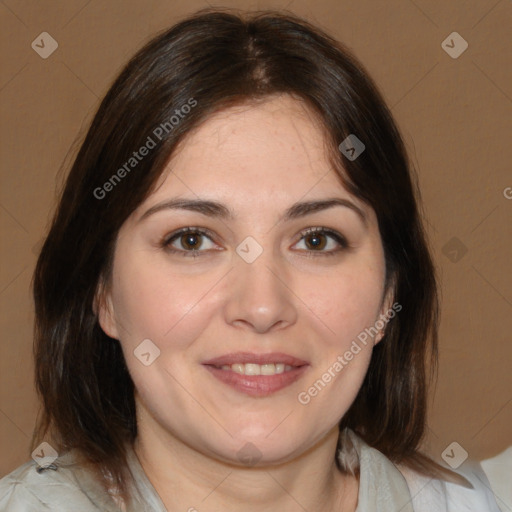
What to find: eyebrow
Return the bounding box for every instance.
[139,197,367,225]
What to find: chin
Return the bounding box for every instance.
[209,431,310,467]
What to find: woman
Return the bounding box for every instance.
[0,8,502,511]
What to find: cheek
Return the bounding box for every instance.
[295,256,385,414]
[298,261,385,347]
[110,250,221,351]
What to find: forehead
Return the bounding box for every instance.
[145,94,359,213]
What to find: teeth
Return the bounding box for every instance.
[231,363,245,374]
[245,363,260,375]
[218,363,295,375]
[261,364,277,375]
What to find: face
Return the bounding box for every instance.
[98,94,393,466]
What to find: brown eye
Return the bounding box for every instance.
[162,227,217,257]
[295,227,348,256]
[304,232,328,250]
[179,232,203,250]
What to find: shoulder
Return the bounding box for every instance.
[398,460,503,512]
[481,446,512,512]
[0,453,120,512]
[0,460,88,512]
[341,429,504,512]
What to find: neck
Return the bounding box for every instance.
[133,414,358,511]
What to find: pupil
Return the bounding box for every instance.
[307,234,325,250]
[184,234,200,249]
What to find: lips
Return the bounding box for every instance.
[202,352,309,367]
[202,352,309,397]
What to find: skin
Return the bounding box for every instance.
[98,93,394,511]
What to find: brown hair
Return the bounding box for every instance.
[32,7,453,502]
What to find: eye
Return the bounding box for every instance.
[161,227,218,257]
[161,226,349,259]
[294,227,348,257]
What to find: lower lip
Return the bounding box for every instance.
[203,365,309,397]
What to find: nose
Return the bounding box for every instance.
[223,247,298,334]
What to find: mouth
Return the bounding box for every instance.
[202,352,309,397]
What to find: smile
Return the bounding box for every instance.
[202,352,309,397]
[213,363,294,375]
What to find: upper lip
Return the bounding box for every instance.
[203,352,309,367]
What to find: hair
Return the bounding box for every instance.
[31,6,457,504]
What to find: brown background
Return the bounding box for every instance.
[1,0,511,477]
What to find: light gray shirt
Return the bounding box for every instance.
[0,430,504,511]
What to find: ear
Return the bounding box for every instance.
[93,278,119,340]
[374,281,396,345]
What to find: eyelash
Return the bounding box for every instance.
[160,226,349,259]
